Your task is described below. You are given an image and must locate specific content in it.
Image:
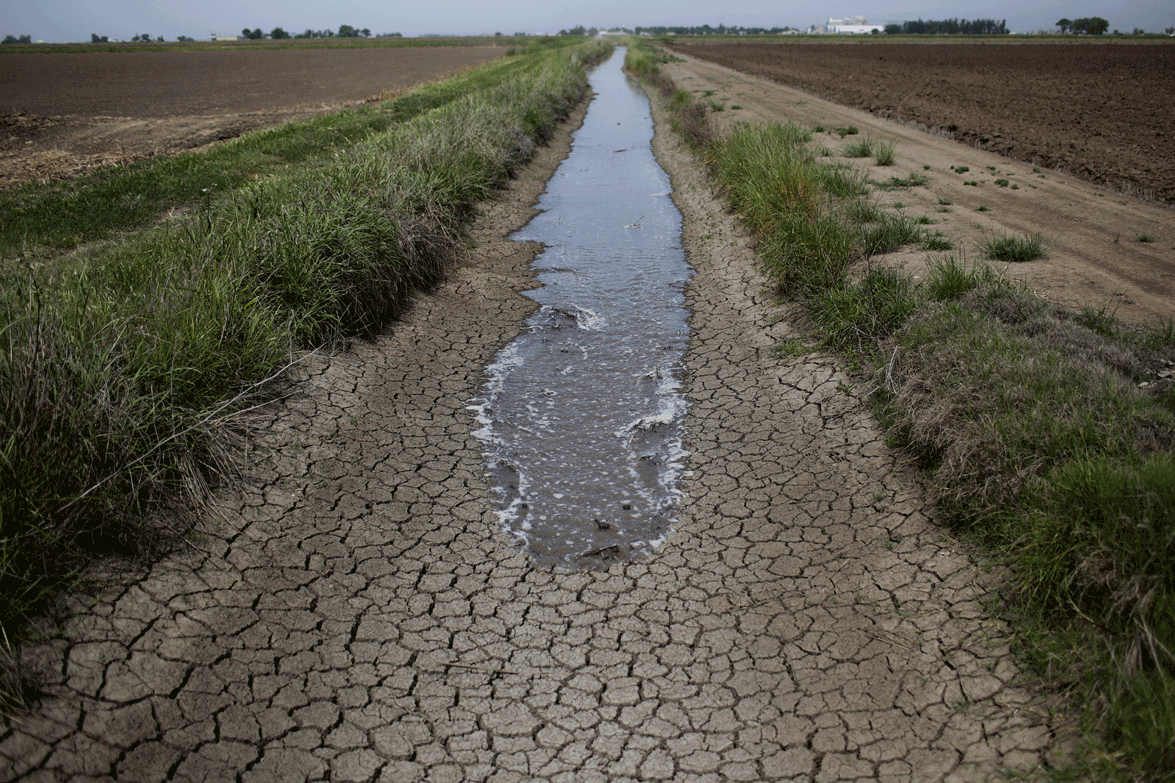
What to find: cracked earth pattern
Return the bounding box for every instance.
[1,91,1067,782]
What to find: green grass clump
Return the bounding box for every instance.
[872,140,896,165]
[918,231,953,251]
[842,138,874,158]
[883,172,928,189]
[0,40,611,648]
[981,232,1049,263]
[861,212,922,255]
[924,254,1002,301]
[813,266,921,348]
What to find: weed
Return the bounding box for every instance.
[835,125,859,137]
[951,165,970,174]
[995,179,1010,187]
[883,173,928,189]
[813,266,921,348]
[842,138,874,158]
[923,253,1002,301]
[1137,234,1155,243]
[976,205,990,211]
[919,231,953,251]
[981,232,1049,263]
[862,213,922,256]
[873,140,897,166]
[773,339,814,360]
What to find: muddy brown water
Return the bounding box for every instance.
[470,48,692,569]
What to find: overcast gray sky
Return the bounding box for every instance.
[1,0,1170,41]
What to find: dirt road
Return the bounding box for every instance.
[2,59,1073,781]
[664,50,1175,327]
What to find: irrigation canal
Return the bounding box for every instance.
[470,47,693,569]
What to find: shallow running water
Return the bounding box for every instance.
[469,48,692,569]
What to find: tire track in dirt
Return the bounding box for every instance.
[1,81,1067,782]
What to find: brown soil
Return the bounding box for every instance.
[666,40,1175,205]
[0,46,505,185]
[661,47,1175,327]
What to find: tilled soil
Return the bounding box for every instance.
[1,79,1068,781]
[0,46,504,185]
[667,40,1175,205]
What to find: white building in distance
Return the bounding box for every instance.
[823,16,884,33]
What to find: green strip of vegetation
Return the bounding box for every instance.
[0,40,613,686]
[627,38,1175,781]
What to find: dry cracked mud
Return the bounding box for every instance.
[1,81,1069,781]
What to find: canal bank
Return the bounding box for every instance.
[1,51,1066,782]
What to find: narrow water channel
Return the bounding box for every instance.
[470,47,692,570]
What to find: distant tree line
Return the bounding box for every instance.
[1,34,32,44]
[254,25,374,39]
[884,18,1007,35]
[1055,17,1110,34]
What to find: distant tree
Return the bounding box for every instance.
[241,27,263,40]
[361,28,371,37]
[884,24,901,34]
[155,35,164,41]
[337,24,359,37]
[1071,16,1109,34]
[1056,18,1071,33]
[91,33,109,43]
[1166,27,1174,34]
[176,35,193,42]
[1133,27,1145,34]
[270,27,290,39]
[2,34,32,44]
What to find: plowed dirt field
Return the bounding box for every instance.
[666,40,1175,206]
[0,45,505,185]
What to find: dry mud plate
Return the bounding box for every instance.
[2,65,1066,781]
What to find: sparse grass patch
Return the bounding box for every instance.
[873,140,896,166]
[773,338,816,360]
[924,253,1004,301]
[919,231,953,251]
[842,138,874,158]
[834,125,859,137]
[881,172,928,189]
[1137,234,1155,243]
[981,232,1049,263]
